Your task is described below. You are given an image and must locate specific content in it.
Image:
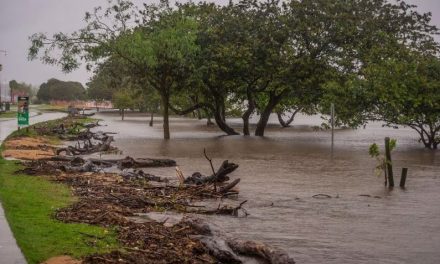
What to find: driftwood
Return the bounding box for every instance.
[42,156,176,170]
[312,194,332,199]
[184,160,239,185]
[56,136,115,156]
[227,239,295,264]
[120,170,168,182]
[116,156,176,169]
[219,178,240,194]
[60,161,97,173]
[198,236,242,264]
[197,200,248,217]
[184,217,295,264]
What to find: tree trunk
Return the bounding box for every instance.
[213,98,239,135]
[197,108,202,120]
[242,101,255,136]
[149,112,154,127]
[416,125,439,149]
[161,94,170,140]
[214,109,239,135]
[121,109,124,121]
[277,108,301,128]
[255,93,283,137]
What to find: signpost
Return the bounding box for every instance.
[17,96,29,127]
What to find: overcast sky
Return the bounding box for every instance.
[0,0,439,88]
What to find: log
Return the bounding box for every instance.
[184,217,294,264]
[198,236,242,264]
[120,170,168,182]
[182,217,213,236]
[83,121,101,129]
[98,136,114,152]
[197,201,248,217]
[57,136,115,156]
[219,178,240,194]
[184,160,238,184]
[227,239,295,264]
[116,156,176,169]
[41,156,176,169]
[60,161,97,173]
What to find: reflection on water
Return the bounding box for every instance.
[99,111,440,263]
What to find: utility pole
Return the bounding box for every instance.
[0,50,7,106]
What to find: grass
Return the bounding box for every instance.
[5,116,97,141]
[0,159,120,263]
[0,111,16,118]
[0,118,119,263]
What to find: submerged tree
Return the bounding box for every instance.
[28,0,440,145]
[353,55,440,149]
[112,89,134,120]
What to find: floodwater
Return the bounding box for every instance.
[93,111,439,264]
[4,110,439,263]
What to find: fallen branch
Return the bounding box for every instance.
[185,160,239,185]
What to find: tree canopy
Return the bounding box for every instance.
[28,0,440,148]
[37,78,86,102]
[9,80,35,97]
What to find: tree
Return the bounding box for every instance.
[319,0,439,149]
[29,0,199,139]
[9,80,37,102]
[87,58,126,101]
[337,55,440,149]
[37,78,86,102]
[112,89,134,120]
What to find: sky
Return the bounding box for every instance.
[0,0,439,88]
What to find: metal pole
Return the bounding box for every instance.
[331,103,335,149]
[0,50,7,106]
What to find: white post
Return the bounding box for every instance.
[331,103,335,149]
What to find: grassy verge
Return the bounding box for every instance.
[0,111,16,118]
[5,116,96,141]
[0,119,119,263]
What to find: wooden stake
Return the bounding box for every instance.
[400,168,408,188]
[384,137,394,187]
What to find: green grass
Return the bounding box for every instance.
[0,158,119,264]
[6,116,97,141]
[0,111,16,118]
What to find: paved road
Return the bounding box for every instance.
[0,112,65,264]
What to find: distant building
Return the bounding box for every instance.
[11,90,27,103]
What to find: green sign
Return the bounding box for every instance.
[17,96,29,126]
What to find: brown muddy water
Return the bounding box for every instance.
[5,110,439,263]
[91,111,439,264]
[91,111,440,264]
